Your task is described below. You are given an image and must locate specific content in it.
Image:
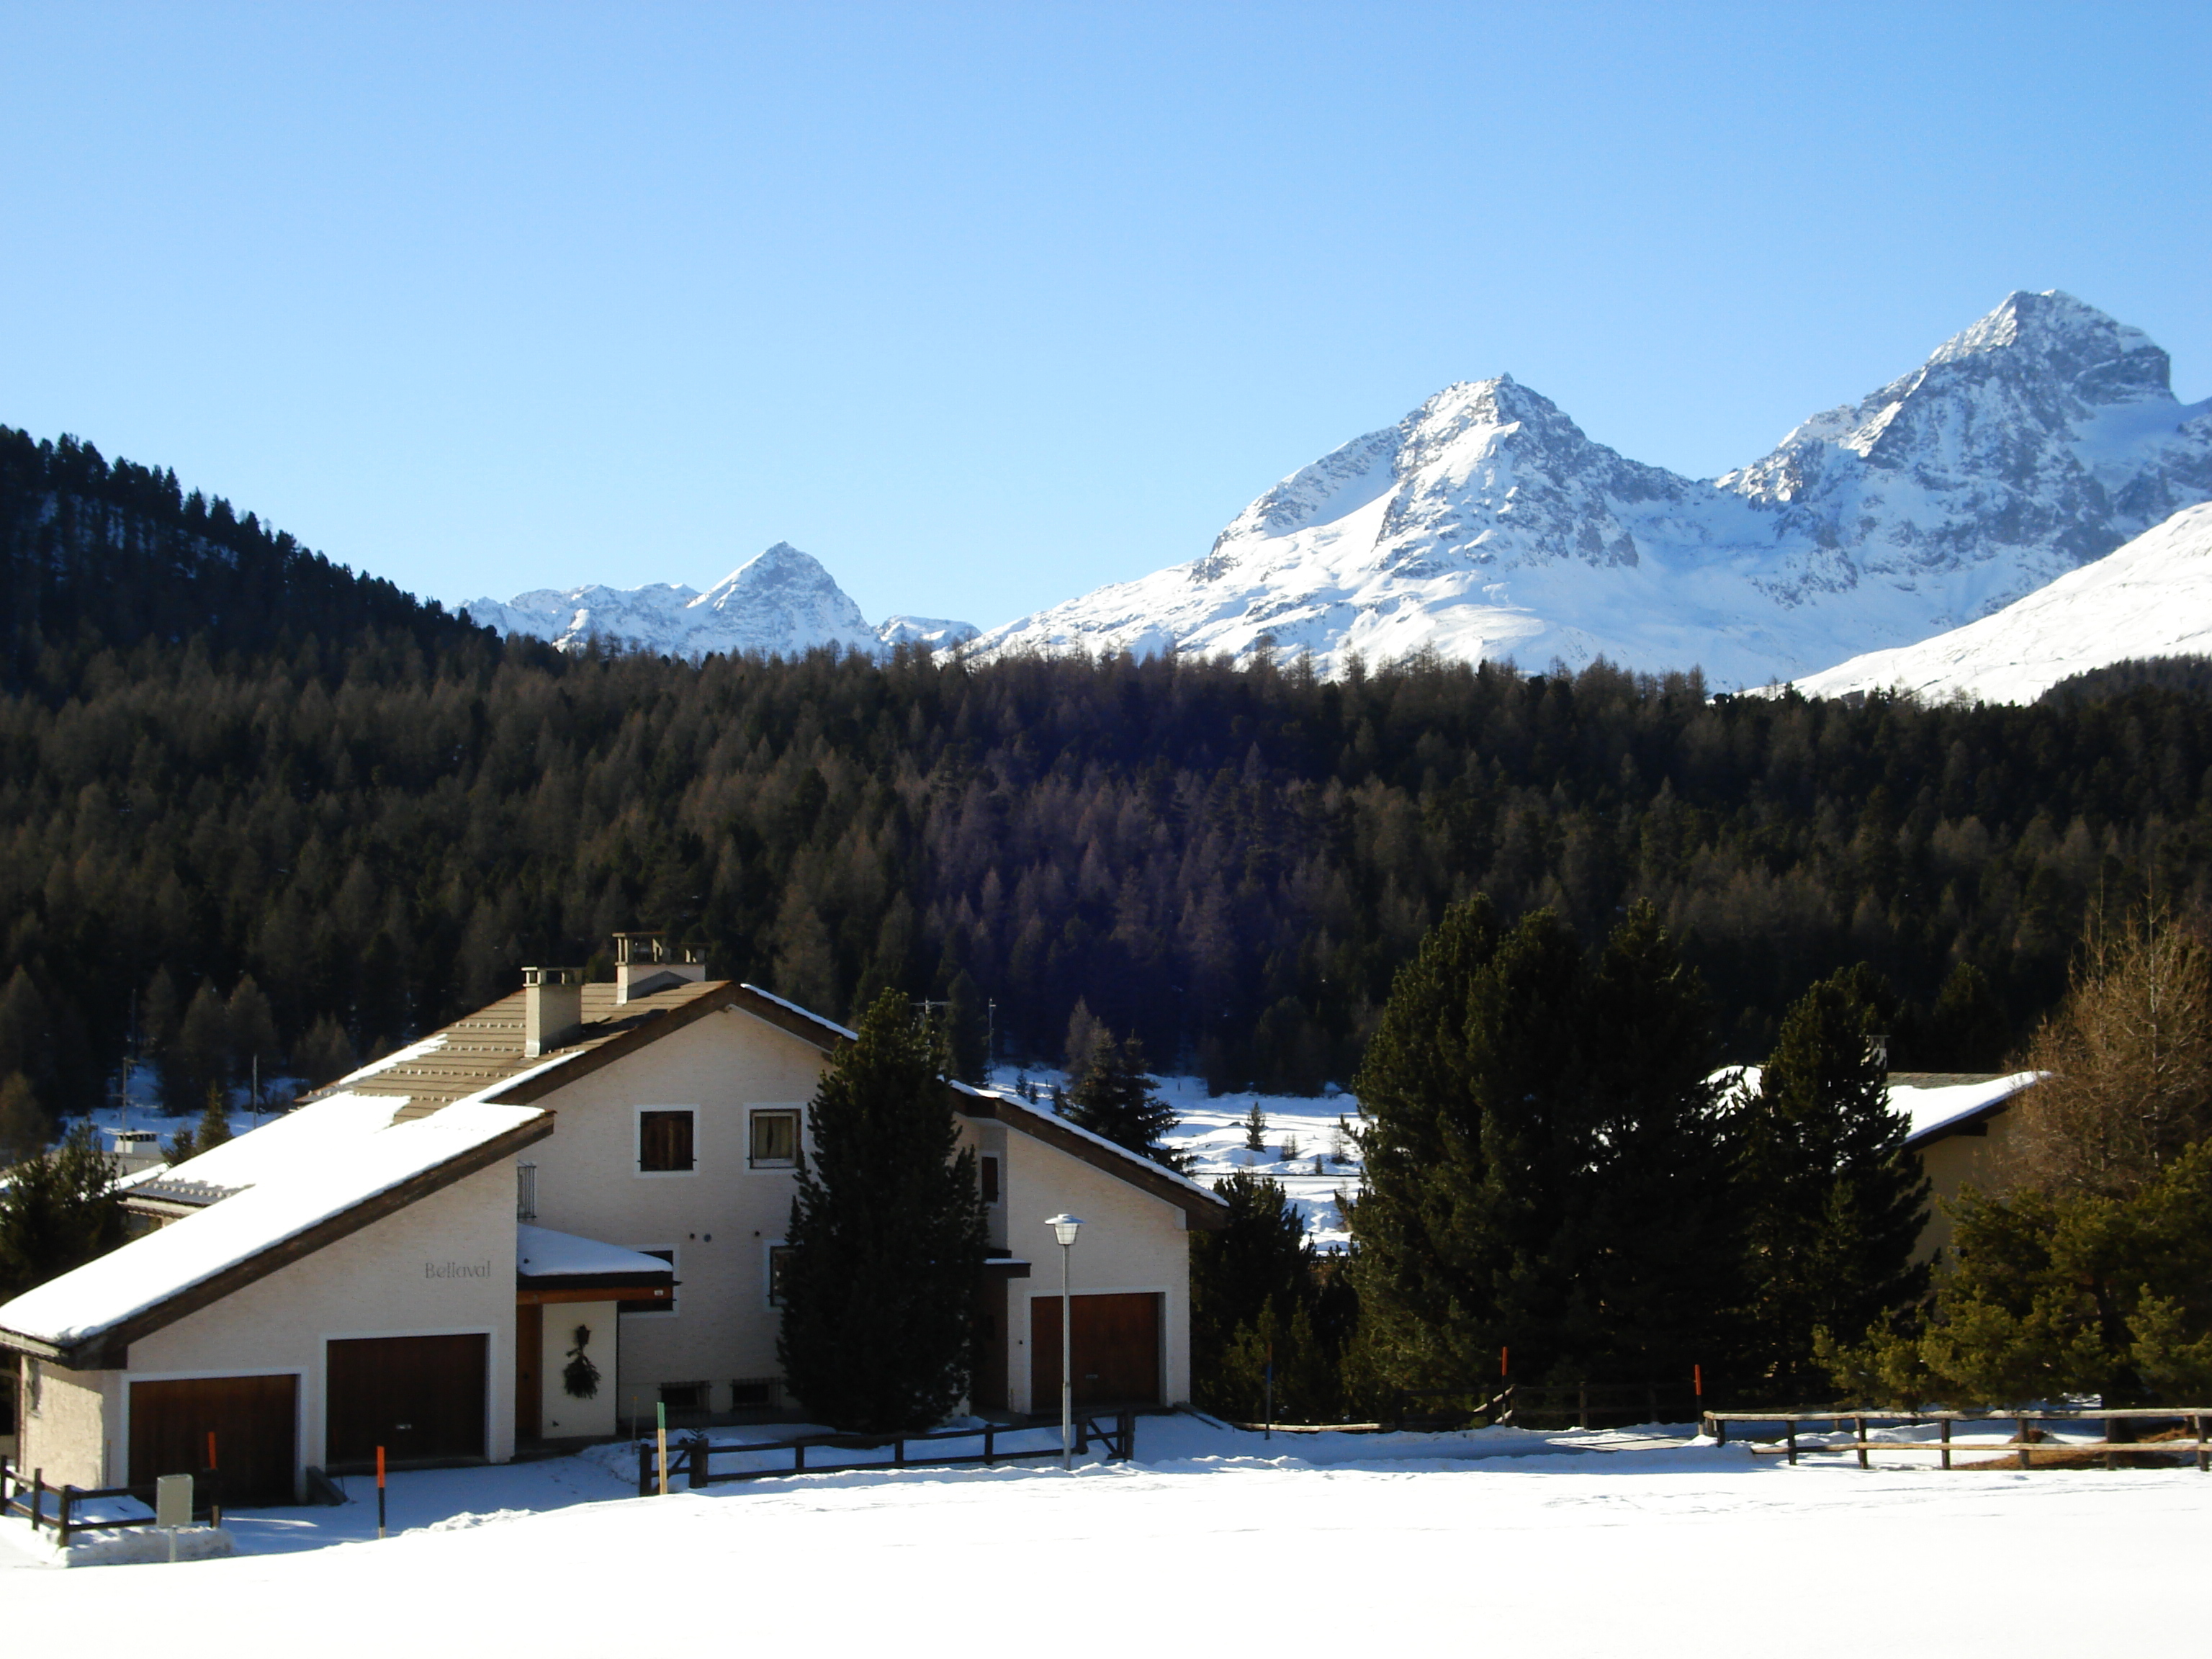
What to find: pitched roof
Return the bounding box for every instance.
[0,1100,551,1368]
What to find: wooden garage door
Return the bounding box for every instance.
[326,1334,488,1469]
[1031,1292,1161,1408]
[130,1375,297,1507]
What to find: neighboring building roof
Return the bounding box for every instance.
[0,1100,552,1369]
[1897,1071,2042,1148]
[1711,1064,2043,1151]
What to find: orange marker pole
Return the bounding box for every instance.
[376,1445,387,1539]
[1501,1345,1509,1379]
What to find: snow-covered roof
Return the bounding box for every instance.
[0,1100,549,1361]
[1895,1071,2041,1145]
[517,1225,675,1280]
[1707,1064,2041,1147]
[737,984,859,1043]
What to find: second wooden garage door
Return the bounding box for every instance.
[325,1334,487,1470]
[1031,1292,1161,1408]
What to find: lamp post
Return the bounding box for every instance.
[1047,1213,1082,1470]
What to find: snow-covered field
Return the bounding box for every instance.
[998,1066,1361,1248]
[5,1416,2205,1655]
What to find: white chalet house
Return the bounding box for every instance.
[0,943,1226,1504]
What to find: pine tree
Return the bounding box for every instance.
[1242,1100,1267,1153]
[1190,1172,1310,1372]
[0,1122,127,1299]
[1737,963,1930,1397]
[1064,1030,1181,1166]
[775,989,989,1433]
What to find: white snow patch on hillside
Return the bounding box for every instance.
[1793,501,2212,704]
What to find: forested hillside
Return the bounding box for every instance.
[7,589,2212,1122]
[1,426,481,685]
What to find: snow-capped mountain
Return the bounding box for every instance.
[1789,502,2212,706]
[463,542,974,660]
[969,292,2212,687]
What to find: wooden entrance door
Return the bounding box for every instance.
[325,1334,488,1469]
[515,1303,543,1441]
[129,1374,298,1506]
[1031,1292,1162,1408]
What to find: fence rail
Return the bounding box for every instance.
[637,1411,1138,1495]
[1382,1382,1699,1433]
[1701,1407,2212,1471]
[0,1460,223,1546]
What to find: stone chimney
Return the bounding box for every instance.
[613,932,706,1004]
[522,966,585,1056]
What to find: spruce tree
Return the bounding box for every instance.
[1190,1172,1311,1372]
[1349,897,1737,1393]
[775,989,989,1433]
[1737,963,1930,1398]
[0,1122,127,1299]
[1064,1030,1182,1166]
[1566,902,1741,1382]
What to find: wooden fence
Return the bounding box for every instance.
[1381,1381,1699,1433]
[0,1459,223,1546]
[1701,1406,2212,1470]
[638,1411,1138,1495]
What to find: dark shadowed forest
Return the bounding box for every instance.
[7,426,2212,1123]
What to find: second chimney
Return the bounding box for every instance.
[612,932,706,1004]
[523,966,585,1056]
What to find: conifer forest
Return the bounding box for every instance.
[9,426,2212,1135]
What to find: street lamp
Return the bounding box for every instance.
[1047,1213,1082,1470]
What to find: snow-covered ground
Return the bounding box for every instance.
[6,1416,2206,1655]
[997,1066,1362,1249]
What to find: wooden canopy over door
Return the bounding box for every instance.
[1031,1292,1161,1409]
[129,1374,298,1506]
[326,1334,488,1470]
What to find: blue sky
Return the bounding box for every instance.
[1,2,2206,630]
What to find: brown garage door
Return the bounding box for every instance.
[326,1334,488,1469]
[1031,1292,1161,1408]
[130,1375,298,1507]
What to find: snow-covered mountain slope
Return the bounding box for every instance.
[464,543,972,660]
[969,292,2212,688]
[1790,502,2212,705]
[875,615,980,651]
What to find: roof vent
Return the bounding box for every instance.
[612,933,706,1004]
[523,966,586,1056]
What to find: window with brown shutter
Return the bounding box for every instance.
[639,1110,695,1172]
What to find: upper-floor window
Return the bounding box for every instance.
[750,1108,800,1169]
[639,1109,696,1174]
[979,1154,1001,1205]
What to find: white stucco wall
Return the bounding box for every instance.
[997,1130,1193,1414]
[521,1007,832,1416]
[114,1159,518,1488]
[536,1300,620,1439]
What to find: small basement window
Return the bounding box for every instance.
[729,1379,775,1408]
[750,1108,800,1169]
[659,1381,708,1413]
[979,1154,1000,1205]
[639,1110,696,1173]
[619,1249,677,1316]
